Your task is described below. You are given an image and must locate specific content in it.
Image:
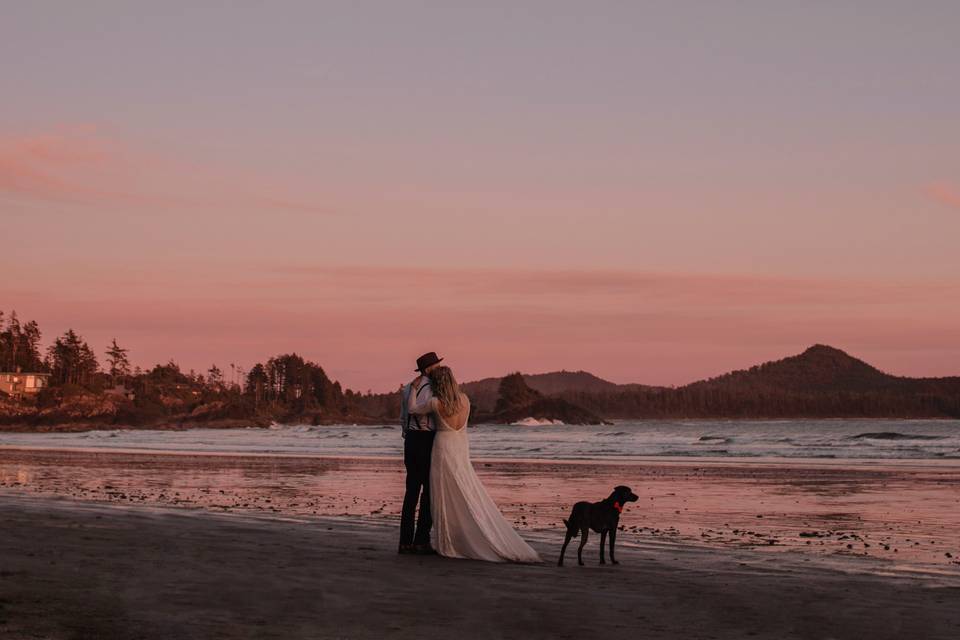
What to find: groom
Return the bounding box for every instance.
[398,351,443,555]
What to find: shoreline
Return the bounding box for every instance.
[3,484,957,583]
[3,447,958,577]
[3,415,960,433]
[3,442,960,470]
[3,486,958,583]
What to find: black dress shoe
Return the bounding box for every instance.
[398,544,416,555]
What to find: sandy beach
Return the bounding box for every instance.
[2,447,959,572]
[1,492,958,639]
[1,448,959,638]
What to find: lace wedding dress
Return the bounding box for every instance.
[428,399,542,563]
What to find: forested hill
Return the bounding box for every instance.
[555,345,960,419]
[688,345,913,393]
[406,345,960,420]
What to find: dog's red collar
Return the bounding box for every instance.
[613,501,623,513]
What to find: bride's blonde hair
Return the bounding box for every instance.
[429,366,463,414]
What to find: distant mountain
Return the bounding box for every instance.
[566,345,960,419]
[462,370,658,412]
[688,345,904,393]
[458,345,960,420]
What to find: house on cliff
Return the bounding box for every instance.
[0,368,51,398]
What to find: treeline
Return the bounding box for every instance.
[1,310,130,388]
[243,353,352,417]
[553,387,960,419]
[5,311,959,424]
[0,311,44,373]
[0,311,372,426]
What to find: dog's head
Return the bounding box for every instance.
[611,485,639,504]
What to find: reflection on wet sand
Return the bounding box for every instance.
[1,448,958,575]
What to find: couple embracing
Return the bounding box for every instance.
[398,352,541,563]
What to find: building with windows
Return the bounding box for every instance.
[0,370,51,397]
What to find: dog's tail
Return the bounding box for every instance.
[562,518,579,537]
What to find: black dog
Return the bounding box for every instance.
[558,485,639,566]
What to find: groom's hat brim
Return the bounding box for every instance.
[415,352,443,372]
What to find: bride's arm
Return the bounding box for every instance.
[407,380,437,415]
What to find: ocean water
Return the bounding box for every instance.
[2,420,959,461]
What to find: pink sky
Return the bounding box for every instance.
[3,4,959,391]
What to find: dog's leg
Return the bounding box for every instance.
[599,530,607,565]
[609,527,618,565]
[558,529,574,567]
[576,527,589,566]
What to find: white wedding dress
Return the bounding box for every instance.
[416,396,541,563]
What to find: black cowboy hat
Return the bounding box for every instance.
[415,352,443,372]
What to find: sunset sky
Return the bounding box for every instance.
[3,2,959,392]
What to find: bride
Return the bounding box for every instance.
[407,366,542,563]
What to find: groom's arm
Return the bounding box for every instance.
[400,382,412,437]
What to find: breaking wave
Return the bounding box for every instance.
[3,419,959,462]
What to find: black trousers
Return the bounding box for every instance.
[399,430,435,547]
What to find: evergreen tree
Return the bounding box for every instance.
[78,343,99,385]
[6,311,21,371]
[22,320,44,370]
[47,329,99,386]
[246,363,268,407]
[105,338,131,385]
[0,312,44,372]
[206,365,224,389]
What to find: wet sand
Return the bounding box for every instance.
[2,492,959,639]
[2,447,958,574]
[1,448,959,638]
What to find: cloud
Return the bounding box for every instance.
[268,264,960,310]
[0,126,334,214]
[0,127,119,204]
[927,183,960,210]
